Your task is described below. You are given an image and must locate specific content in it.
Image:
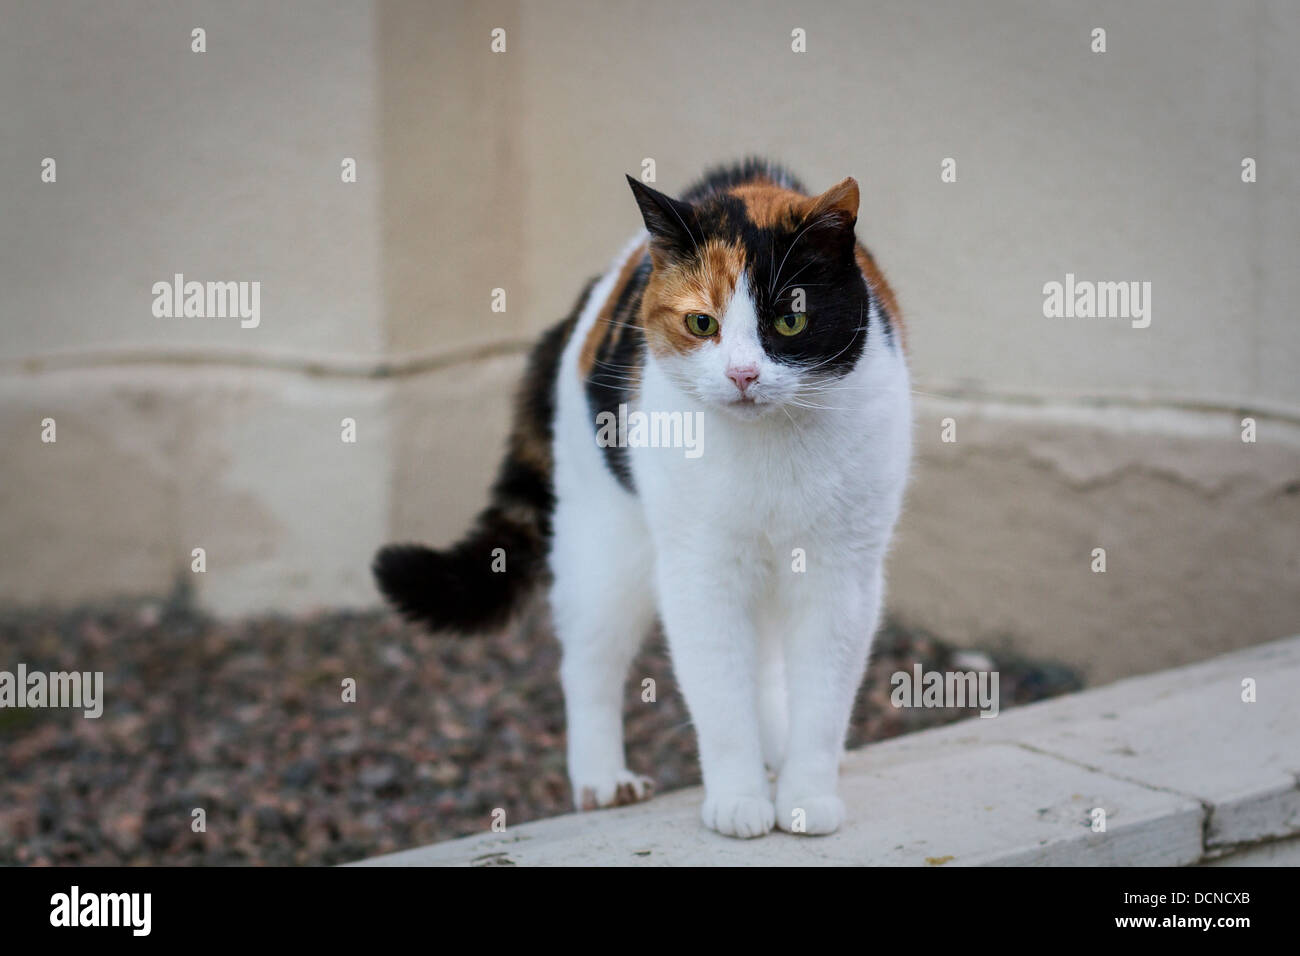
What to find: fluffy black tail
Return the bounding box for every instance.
[373,304,584,633]
[372,506,548,634]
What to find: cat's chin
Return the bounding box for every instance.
[716,396,781,421]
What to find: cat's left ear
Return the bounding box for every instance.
[800,177,859,231]
[626,176,701,259]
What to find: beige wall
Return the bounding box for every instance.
[2,0,1297,682]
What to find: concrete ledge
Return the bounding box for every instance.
[356,635,1300,866]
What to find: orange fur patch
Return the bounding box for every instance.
[578,242,647,379]
[855,244,905,350]
[642,239,745,357]
[728,183,806,229]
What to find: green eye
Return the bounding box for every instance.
[774,313,808,336]
[685,313,718,337]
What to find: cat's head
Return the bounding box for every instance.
[627,173,870,418]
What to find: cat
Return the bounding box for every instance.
[374,159,912,838]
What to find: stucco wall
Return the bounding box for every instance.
[2,0,1297,683]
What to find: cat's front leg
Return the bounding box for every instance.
[654,543,774,839]
[774,560,884,836]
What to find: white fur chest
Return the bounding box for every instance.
[631,341,912,555]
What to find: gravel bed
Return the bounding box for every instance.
[0,594,1081,865]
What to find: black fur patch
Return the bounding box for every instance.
[698,192,870,378]
[584,255,649,492]
[372,513,540,633]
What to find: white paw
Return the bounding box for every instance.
[776,794,845,835]
[573,770,655,811]
[701,793,776,839]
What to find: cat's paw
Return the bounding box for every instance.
[775,793,845,835]
[701,793,776,839]
[573,770,655,811]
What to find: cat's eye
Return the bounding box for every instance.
[685,313,718,337]
[774,313,808,336]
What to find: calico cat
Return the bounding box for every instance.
[374,159,911,838]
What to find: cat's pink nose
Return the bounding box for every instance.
[726,365,760,394]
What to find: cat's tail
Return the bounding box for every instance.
[372,305,583,634]
[371,508,546,634]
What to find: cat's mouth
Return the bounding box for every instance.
[719,391,779,419]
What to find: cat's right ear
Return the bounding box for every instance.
[626,175,700,258]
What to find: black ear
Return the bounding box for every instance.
[626,175,700,258]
